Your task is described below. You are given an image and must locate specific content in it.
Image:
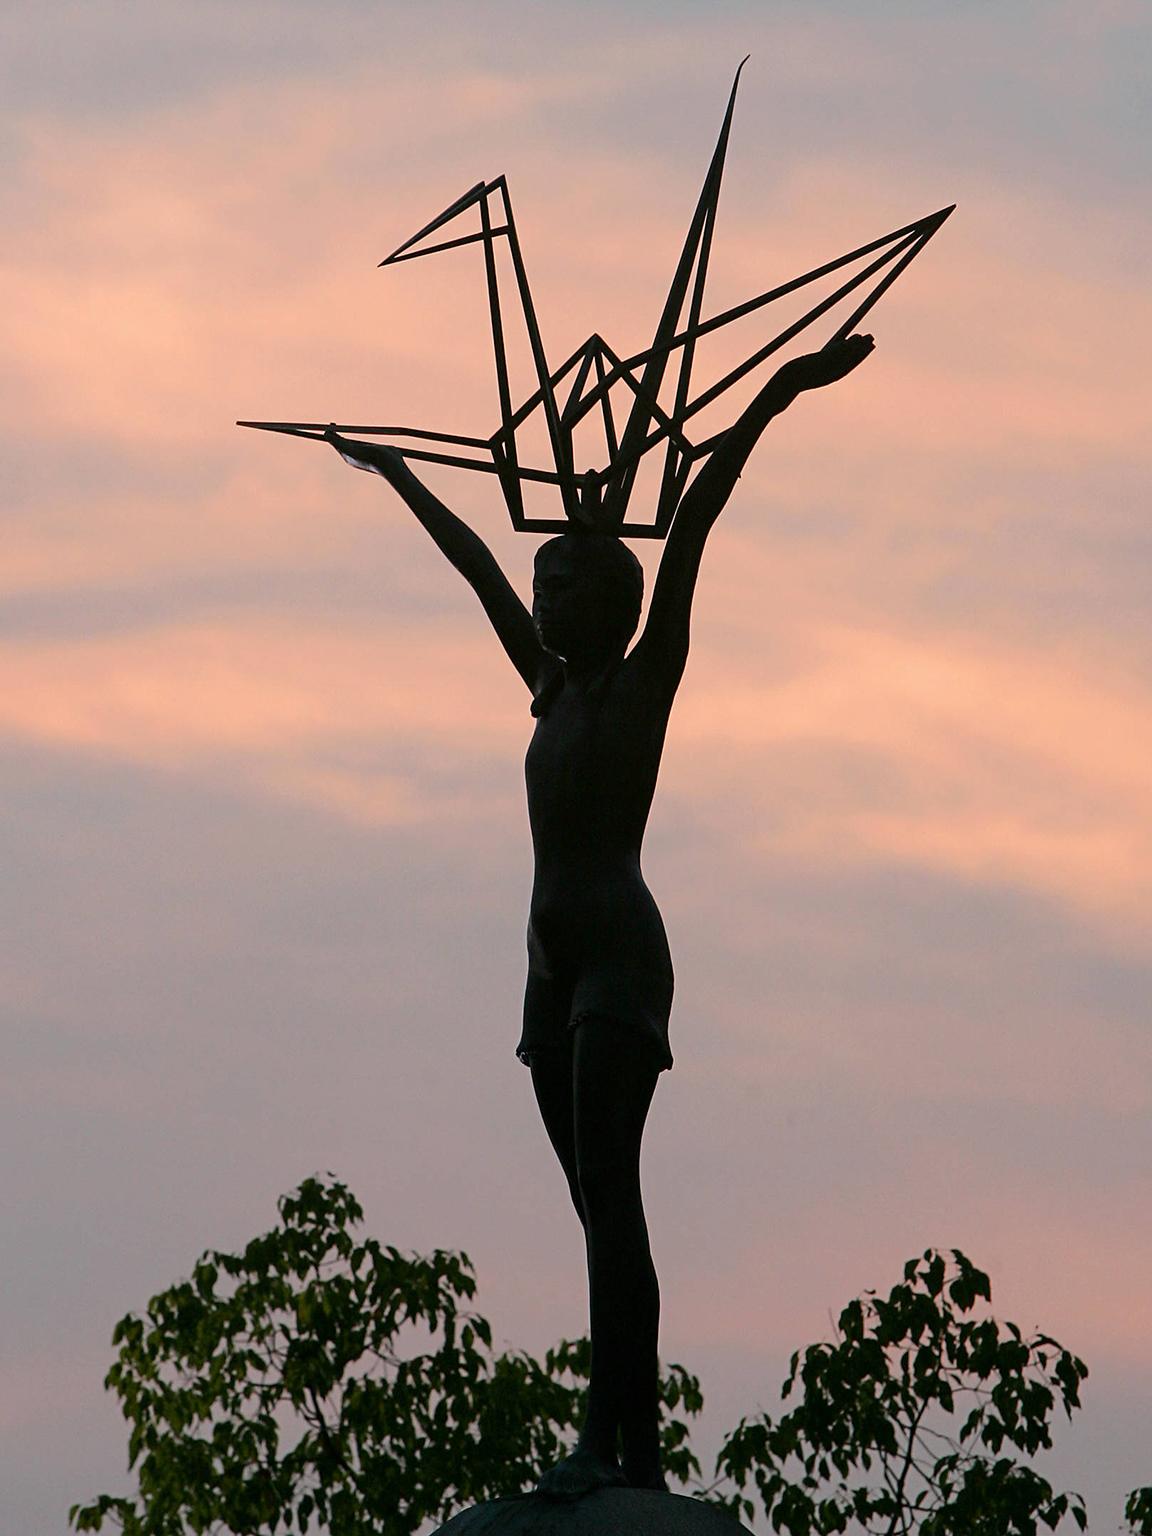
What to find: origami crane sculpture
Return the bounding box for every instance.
[239,62,951,538]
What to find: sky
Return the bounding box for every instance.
[3,1,1151,1530]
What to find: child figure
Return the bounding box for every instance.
[325,331,873,1498]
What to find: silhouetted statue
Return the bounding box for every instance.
[324,331,873,1497]
[241,59,952,1514]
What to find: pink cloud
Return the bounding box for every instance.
[661,613,1152,934]
[7,63,1149,463]
[2,597,1150,934]
[0,616,519,755]
[3,44,1148,1028]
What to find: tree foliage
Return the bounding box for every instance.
[69,1177,701,1536]
[714,1250,1088,1534]
[1126,1487,1152,1536]
[72,1180,1142,1535]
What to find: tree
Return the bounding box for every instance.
[713,1250,1089,1534]
[69,1177,702,1536]
[73,1179,1137,1535]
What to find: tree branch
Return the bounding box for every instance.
[884,1397,929,1536]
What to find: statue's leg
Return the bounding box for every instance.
[572,1018,664,1490]
[529,1043,585,1226]
[530,1032,630,1499]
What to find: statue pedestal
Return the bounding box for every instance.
[434,1489,752,1536]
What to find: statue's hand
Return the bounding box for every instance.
[782,333,875,391]
[324,425,402,476]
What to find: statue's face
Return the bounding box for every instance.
[532,541,622,662]
[533,542,595,658]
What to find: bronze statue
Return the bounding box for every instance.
[321,330,871,1494]
[240,62,950,1503]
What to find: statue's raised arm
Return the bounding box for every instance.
[630,333,875,696]
[325,429,550,698]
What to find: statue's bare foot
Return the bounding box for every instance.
[536,1446,627,1501]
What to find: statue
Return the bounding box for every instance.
[239,62,951,1506]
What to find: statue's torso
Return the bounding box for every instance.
[524,660,673,975]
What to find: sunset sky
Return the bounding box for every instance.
[4,2,1151,1530]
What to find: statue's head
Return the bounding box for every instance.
[532,528,644,665]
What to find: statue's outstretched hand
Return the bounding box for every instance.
[323,426,403,476]
[782,333,875,391]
